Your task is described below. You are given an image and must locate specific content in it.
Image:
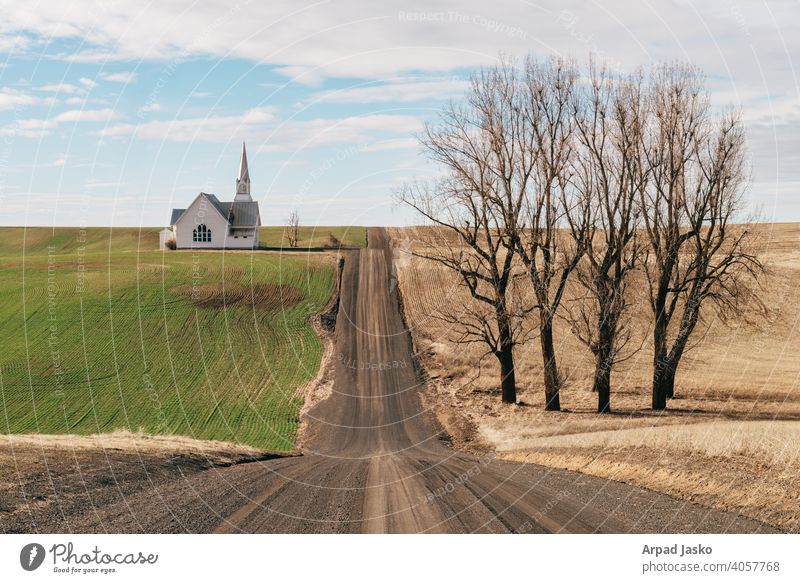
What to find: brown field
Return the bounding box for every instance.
[0,431,283,532]
[388,223,800,531]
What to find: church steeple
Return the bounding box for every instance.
[234,141,252,202]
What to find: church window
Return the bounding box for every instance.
[193,224,211,242]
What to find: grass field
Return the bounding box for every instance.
[258,225,366,249]
[0,227,338,451]
[389,223,800,530]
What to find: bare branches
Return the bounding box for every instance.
[398,54,764,414]
[564,63,646,413]
[396,59,534,403]
[639,64,765,408]
[285,209,300,248]
[509,56,589,410]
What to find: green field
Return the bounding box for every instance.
[258,225,366,248]
[0,227,339,450]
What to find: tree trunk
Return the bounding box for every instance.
[497,346,517,404]
[593,341,613,413]
[495,304,517,404]
[540,317,561,411]
[652,373,668,410]
[593,358,612,414]
[664,364,676,399]
[651,315,669,410]
[653,334,668,411]
[660,297,697,404]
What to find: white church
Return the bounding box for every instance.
[167,142,261,249]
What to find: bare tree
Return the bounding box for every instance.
[640,63,764,409]
[285,209,300,248]
[510,56,592,411]
[397,62,533,404]
[567,64,646,413]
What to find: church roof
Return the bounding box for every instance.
[225,201,260,227]
[203,193,229,217]
[169,194,260,227]
[169,208,186,225]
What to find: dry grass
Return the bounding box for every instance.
[0,429,269,461]
[389,223,800,531]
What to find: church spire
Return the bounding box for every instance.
[234,141,252,201]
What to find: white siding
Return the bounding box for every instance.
[174,196,231,249]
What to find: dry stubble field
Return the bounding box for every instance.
[388,224,800,532]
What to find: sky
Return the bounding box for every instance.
[0,0,798,228]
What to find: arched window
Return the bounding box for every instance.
[192,224,211,242]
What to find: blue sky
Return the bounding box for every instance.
[1,0,798,227]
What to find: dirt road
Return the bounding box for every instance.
[60,229,773,533]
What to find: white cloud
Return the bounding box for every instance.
[1,108,122,137]
[79,77,96,88]
[307,77,470,105]
[0,33,29,52]
[0,126,48,138]
[100,71,137,83]
[54,108,120,122]
[0,0,790,87]
[359,138,419,152]
[15,118,56,130]
[2,0,797,117]
[0,87,38,110]
[97,107,422,152]
[37,83,82,94]
[258,114,424,152]
[137,102,161,113]
[98,106,275,142]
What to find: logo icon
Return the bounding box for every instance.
[20,543,46,571]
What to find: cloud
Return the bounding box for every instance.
[0,33,29,52]
[258,114,425,152]
[0,0,789,85]
[1,108,122,137]
[79,77,96,88]
[100,71,137,83]
[137,102,161,113]
[1,0,798,116]
[37,83,82,94]
[0,126,49,138]
[98,106,276,142]
[307,77,470,105]
[54,108,120,122]
[97,107,422,152]
[359,138,419,152]
[0,2,660,78]
[0,87,38,110]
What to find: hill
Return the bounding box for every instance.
[0,227,339,450]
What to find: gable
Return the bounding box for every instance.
[175,192,230,226]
